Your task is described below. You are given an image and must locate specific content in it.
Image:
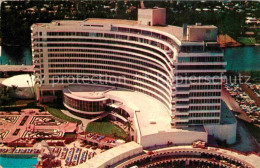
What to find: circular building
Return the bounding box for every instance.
[1,74,35,99]
[63,85,113,115]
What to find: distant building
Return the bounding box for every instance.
[31,8,236,147]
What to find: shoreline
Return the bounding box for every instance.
[0,153,38,156]
[221,43,258,48]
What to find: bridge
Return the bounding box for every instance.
[0,65,34,73]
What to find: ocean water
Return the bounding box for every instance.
[223,46,260,71]
[0,154,38,168]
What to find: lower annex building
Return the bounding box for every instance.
[31,8,236,147]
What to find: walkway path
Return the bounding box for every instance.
[60,110,110,129]
[89,113,109,122]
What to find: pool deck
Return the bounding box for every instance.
[0,139,103,168]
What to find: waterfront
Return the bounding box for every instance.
[0,154,38,168]
[0,46,32,65]
[0,45,259,71]
[224,46,260,71]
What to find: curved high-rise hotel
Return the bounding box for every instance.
[31,8,236,147]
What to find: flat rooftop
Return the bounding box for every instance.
[32,18,184,43]
[63,84,206,137]
[63,85,112,101]
[105,88,206,136]
[188,25,217,29]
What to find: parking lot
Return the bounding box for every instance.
[223,83,260,124]
[241,84,260,107]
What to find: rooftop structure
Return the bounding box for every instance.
[138,8,166,26]
[183,23,218,42]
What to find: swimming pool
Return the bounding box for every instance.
[0,154,38,168]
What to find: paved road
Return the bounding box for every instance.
[241,84,260,107]
[231,120,260,153]
[60,110,111,129]
[0,65,33,72]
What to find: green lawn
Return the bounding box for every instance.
[47,106,82,124]
[237,37,256,45]
[86,120,128,140]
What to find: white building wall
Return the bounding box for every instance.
[204,122,237,144]
[141,130,208,147]
[138,8,166,26]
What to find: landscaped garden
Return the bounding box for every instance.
[85,119,128,140]
[46,106,82,125]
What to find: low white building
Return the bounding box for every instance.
[1,74,35,99]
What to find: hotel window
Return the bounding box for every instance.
[142,30,151,36]
[111,26,117,31]
[89,33,97,37]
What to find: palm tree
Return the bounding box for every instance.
[3,86,9,96]
[29,73,36,99]
[125,120,134,141]
[11,85,18,105]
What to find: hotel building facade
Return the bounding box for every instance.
[31,8,236,147]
